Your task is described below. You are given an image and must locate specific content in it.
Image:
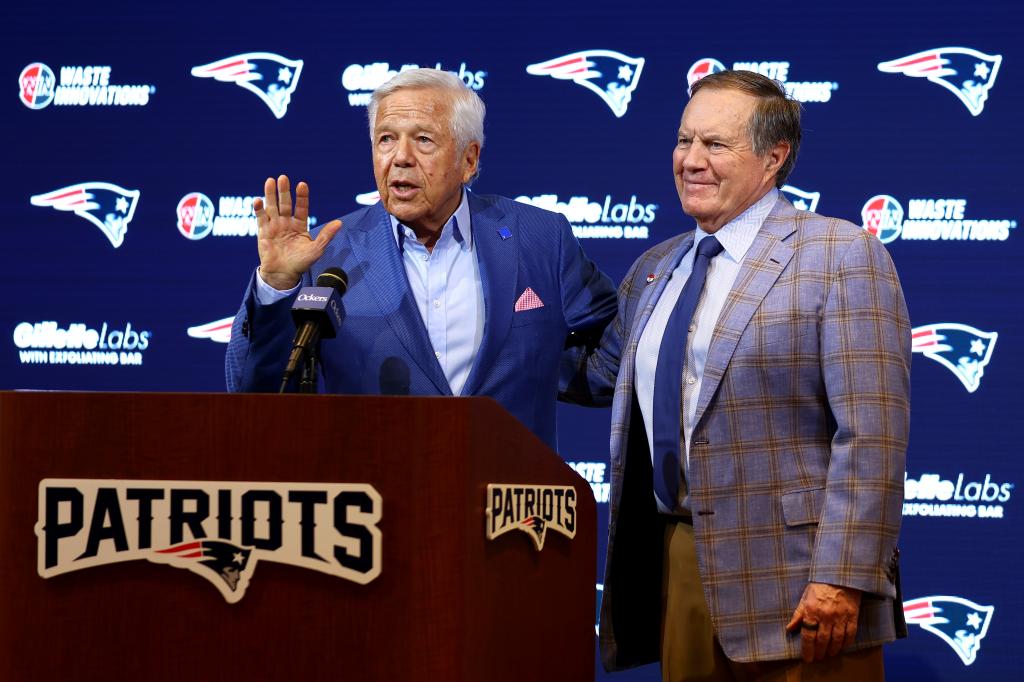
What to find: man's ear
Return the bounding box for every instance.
[765,141,791,182]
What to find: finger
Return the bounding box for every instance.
[842,619,858,651]
[814,623,831,662]
[801,626,816,664]
[827,621,845,657]
[294,181,310,223]
[786,606,803,632]
[263,177,279,218]
[277,174,292,218]
[254,197,269,231]
[315,219,343,248]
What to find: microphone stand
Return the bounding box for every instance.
[298,343,320,394]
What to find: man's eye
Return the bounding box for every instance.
[378,134,394,144]
[677,138,691,147]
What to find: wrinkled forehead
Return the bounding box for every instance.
[375,87,454,128]
[679,87,757,137]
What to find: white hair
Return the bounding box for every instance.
[367,68,485,179]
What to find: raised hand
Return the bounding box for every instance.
[255,175,342,290]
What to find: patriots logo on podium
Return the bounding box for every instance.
[904,596,994,665]
[526,50,645,118]
[152,540,256,602]
[878,47,1002,116]
[780,184,820,212]
[191,52,304,119]
[912,323,997,393]
[187,317,234,344]
[30,182,140,248]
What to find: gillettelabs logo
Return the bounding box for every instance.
[688,58,836,102]
[904,472,1013,519]
[37,479,382,603]
[191,53,303,119]
[18,63,154,109]
[515,193,656,239]
[526,50,644,118]
[912,323,996,392]
[341,62,486,107]
[904,596,994,665]
[878,47,1001,116]
[31,182,140,248]
[14,320,151,366]
[861,195,1015,243]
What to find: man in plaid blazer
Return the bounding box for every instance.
[565,70,910,679]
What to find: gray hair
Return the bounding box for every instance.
[367,68,486,160]
[689,70,802,188]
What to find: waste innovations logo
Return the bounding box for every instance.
[30,182,140,248]
[861,195,1015,244]
[878,47,1001,116]
[912,323,997,393]
[526,50,644,118]
[567,461,609,503]
[780,185,820,212]
[341,61,487,107]
[18,63,154,109]
[904,471,1013,520]
[14,320,152,367]
[191,53,303,119]
[687,58,836,102]
[515,193,656,239]
[37,479,382,603]
[904,596,994,665]
[187,317,234,344]
[176,191,321,240]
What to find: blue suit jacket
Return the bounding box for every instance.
[225,190,616,450]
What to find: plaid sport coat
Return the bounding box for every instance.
[564,197,911,669]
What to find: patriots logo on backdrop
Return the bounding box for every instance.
[912,323,997,393]
[526,50,645,117]
[877,47,1002,116]
[187,317,234,343]
[153,540,255,600]
[687,58,727,90]
[355,190,380,206]
[904,596,994,665]
[191,52,304,119]
[780,184,820,212]
[30,182,140,248]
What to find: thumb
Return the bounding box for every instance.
[315,219,343,246]
[786,604,804,632]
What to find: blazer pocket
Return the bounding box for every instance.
[511,307,561,327]
[781,486,825,527]
[735,316,818,350]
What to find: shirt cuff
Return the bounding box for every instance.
[255,268,300,305]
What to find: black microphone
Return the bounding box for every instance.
[279,267,348,392]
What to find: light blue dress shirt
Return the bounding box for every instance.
[256,188,484,396]
[635,188,778,512]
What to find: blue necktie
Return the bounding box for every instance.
[652,235,724,510]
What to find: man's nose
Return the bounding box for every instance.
[682,142,708,171]
[392,137,415,166]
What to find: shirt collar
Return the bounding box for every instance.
[694,187,778,263]
[391,187,472,252]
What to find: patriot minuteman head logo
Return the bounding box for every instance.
[152,540,255,601]
[904,596,994,665]
[912,323,997,393]
[878,47,1001,116]
[191,52,304,119]
[526,50,644,118]
[30,182,140,248]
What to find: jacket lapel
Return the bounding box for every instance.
[346,202,452,395]
[693,198,797,425]
[462,192,515,396]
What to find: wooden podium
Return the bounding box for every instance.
[0,392,596,681]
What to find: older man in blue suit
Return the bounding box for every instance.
[225,68,616,450]
[565,70,910,680]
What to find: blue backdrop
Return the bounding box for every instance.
[4,1,1022,679]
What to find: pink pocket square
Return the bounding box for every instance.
[514,287,545,312]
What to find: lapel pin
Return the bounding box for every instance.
[498,226,512,240]
[646,273,657,284]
